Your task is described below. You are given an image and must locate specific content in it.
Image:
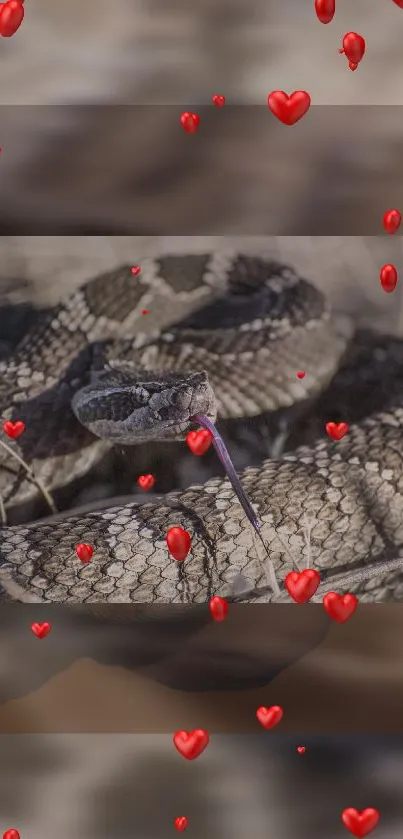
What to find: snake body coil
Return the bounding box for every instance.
[1,254,403,603]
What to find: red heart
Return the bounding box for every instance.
[31,622,51,639]
[131,266,141,275]
[340,32,365,64]
[75,543,93,563]
[325,422,349,441]
[380,263,398,293]
[180,112,200,134]
[323,592,358,623]
[141,309,149,315]
[173,729,209,760]
[314,0,335,23]
[0,0,24,37]
[212,94,226,107]
[383,209,401,234]
[186,429,213,456]
[137,474,155,491]
[297,746,306,754]
[296,370,306,379]
[174,818,188,833]
[256,705,283,730]
[268,91,311,126]
[3,831,20,839]
[209,596,228,622]
[341,808,380,838]
[166,526,191,562]
[3,420,25,439]
[285,569,321,603]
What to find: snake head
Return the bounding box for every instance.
[71,366,217,445]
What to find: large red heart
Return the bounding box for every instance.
[340,32,365,64]
[173,729,209,760]
[325,422,349,441]
[380,263,398,293]
[137,474,155,491]
[174,817,188,832]
[285,569,321,603]
[323,592,358,623]
[341,808,380,838]
[256,705,283,730]
[3,420,25,439]
[268,91,311,125]
[75,543,93,563]
[314,0,335,23]
[31,622,52,639]
[383,209,401,234]
[0,0,24,37]
[186,429,213,456]
[209,596,228,622]
[166,526,191,561]
[180,112,200,134]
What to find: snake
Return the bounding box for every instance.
[1,252,403,604]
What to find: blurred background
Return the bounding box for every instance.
[0,734,402,839]
[0,0,403,232]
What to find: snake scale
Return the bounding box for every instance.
[1,252,403,604]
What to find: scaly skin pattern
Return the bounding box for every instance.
[1,255,402,604]
[1,400,403,602]
[0,257,350,508]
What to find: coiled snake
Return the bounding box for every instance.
[1,253,403,604]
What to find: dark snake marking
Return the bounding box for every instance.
[1,254,403,603]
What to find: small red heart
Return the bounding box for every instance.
[0,0,24,37]
[383,209,401,234]
[285,569,321,603]
[380,263,398,293]
[180,112,200,134]
[314,0,335,23]
[131,266,141,275]
[340,32,365,64]
[268,90,311,126]
[256,705,283,730]
[166,526,191,562]
[212,94,226,107]
[297,746,306,754]
[186,429,213,456]
[141,309,149,315]
[325,422,349,441]
[174,818,188,833]
[173,729,209,760]
[3,420,25,439]
[137,474,155,491]
[209,596,228,622]
[323,592,358,623]
[296,371,306,379]
[75,543,93,563]
[31,622,51,639]
[341,808,380,838]
[3,830,20,839]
